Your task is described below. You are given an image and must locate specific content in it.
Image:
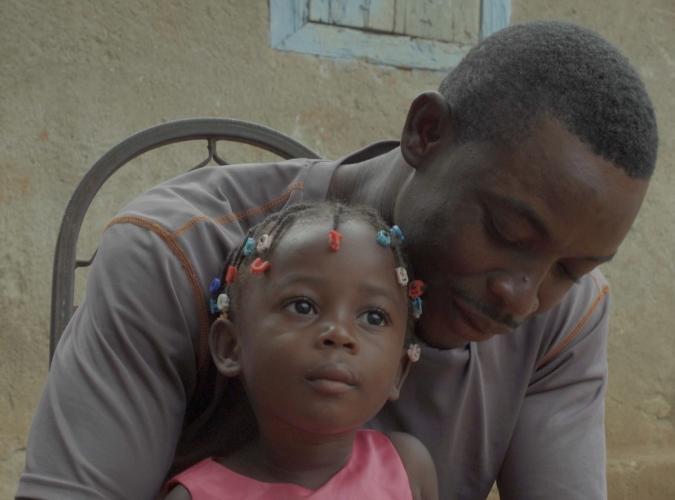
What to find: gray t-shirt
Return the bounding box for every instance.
[18,143,609,500]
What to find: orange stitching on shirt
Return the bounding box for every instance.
[535,283,610,370]
[215,181,305,225]
[173,181,305,236]
[174,215,209,236]
[105,215,211,373]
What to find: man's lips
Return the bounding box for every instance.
[305,363,356,395]
[453,297,513,338]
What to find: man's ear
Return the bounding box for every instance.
[401,91,453,169]
[388,350,415,401]
[209,317,241,378]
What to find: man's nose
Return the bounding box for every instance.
[487,269,541,319]
[316,321,358,353]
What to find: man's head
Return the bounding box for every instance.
[439,20,658,178]
[393,21,658,348]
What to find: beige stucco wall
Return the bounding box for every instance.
[1,1,673,498]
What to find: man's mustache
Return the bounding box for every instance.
[448,285,522,330]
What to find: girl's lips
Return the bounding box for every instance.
[305,363,357,395]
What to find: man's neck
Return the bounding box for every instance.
[221,426,357,490]
[327,146,412,223]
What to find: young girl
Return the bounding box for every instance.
[163,202,438,499]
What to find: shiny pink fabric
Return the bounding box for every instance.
[167,429,413,499]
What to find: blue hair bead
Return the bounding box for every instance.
[376,230,391,247]
[209,297,219,315]
[242,237,256,257]
[208,277,221,296]
[412,297,423,319]
[391,225,405,241]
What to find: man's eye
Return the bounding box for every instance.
[359,309,389,327]
[485,213,515,243]
[491,219,523,245]
[485,211,531,248]
[284,298,317,315]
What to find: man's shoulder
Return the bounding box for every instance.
[96,157,330,279]
[522,268,610,368]
[104,141,396,237]
[478,269,610,371]
[552,268,609,319]
[117,158,323,233]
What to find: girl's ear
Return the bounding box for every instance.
[388,350,415,401]
[209,317,242,377]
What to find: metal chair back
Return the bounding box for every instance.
[50,118,320,362]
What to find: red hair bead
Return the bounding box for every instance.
[408,280,425,299]
[225,265,237,284]
[328,229,343,252]
[250,257,271,274]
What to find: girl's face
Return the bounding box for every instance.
[229,218,409,437]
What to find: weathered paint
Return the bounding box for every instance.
[270,0,511,70]
[481,0,511,39]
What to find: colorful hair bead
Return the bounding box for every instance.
[376,230,391,247]
[256,234,272,253]
[250,257,271,274]
[216,293,230,312]
[208,277,221,296]
[225,265,237,284]
[408,280,425,299]
[328,229,343,252]
[395,267,409,287]
[407,343,421,363]
[390,225,405,241]
[208,298,219,315]
[242,237,256,257]
[411,297,423,319]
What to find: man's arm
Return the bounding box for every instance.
[17,221,200,500]
[497,288,610,500]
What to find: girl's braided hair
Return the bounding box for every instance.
[211,201,416,337]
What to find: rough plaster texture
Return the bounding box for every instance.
[0,1,673,498]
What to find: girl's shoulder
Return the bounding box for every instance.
[384,431,439,500]
[164,483,192,500]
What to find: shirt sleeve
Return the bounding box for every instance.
[17,221,200,500]
[496,289,610,500]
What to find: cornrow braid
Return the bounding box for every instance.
[211,201,417,338]
[331,203,343,230]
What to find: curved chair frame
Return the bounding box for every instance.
[50,118,320,362]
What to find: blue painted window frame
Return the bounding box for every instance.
[270,0,511,70]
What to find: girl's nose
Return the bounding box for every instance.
[316,322,358,353]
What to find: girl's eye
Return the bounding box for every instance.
[360,309,389,327]
[285,298,317,315]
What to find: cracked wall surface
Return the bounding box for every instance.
[1,1,673,498]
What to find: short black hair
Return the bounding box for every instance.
[439,21,658,178]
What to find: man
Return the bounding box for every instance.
[18,21,657,500]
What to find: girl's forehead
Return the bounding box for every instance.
[277,218,393,259]
[267,219,402,284]
[234,216,410,320]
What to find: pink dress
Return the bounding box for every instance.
[166,429,413,499]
